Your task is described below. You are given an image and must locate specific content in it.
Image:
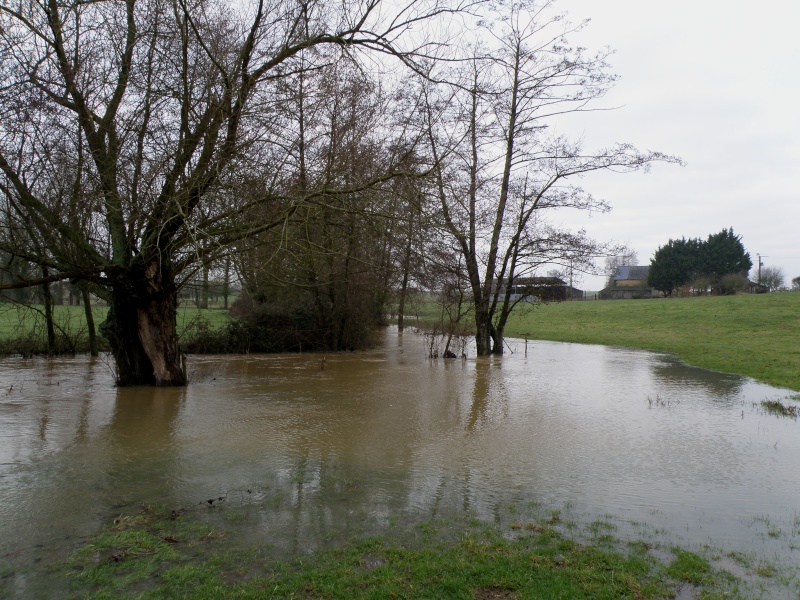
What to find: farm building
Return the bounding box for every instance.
[502,277,584,302]
[600,266,658,299]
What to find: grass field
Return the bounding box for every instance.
[0,303,230,345]
[504,292,800,391]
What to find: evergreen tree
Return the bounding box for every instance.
[701,228,752,290]
[648,228,751,296]
[647,237,701,296]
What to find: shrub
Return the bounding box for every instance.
[718,273,749,295]
[181,300,377,354]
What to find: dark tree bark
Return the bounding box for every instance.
[81,288,98,357]
[100,260,185,386]
[222,258,231,310]
[200,263,210,310]
[41,267,56,355]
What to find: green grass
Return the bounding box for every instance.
[0,303,230,351]
[53,504,762,600]
[666,548,712,586]
[0,303,101,340]
[504,293,800,391]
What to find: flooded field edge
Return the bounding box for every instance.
[1,328,799,597]
[9,490,796,599]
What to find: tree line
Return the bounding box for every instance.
[647,228,753,296]
[0,0,678,386]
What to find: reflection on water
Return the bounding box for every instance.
[1,328,799,592]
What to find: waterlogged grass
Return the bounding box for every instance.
[49,504,779,599]
[502,292,800,391]
[760,399,799,419]
[666,549,712,586]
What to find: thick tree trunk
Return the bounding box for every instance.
[474,308,492,356]
[100,261,186,386]
[490,328,504,355]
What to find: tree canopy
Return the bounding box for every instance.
[648,228,752,296]
[759,266,784,292]
[647,237,701,296]
[0,0,473,384]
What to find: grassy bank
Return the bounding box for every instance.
[53,503,769,599]
[503,292,800,391]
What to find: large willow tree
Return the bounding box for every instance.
[0,0,467,385]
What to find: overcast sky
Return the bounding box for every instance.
[545,0,799,291]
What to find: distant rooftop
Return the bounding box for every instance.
[612,265,650,281]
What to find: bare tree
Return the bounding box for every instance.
[604,250,639,276]
[759,266,785,291]
[0,0,473,385]
[423,2,679,355]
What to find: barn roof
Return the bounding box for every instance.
[612,265,650,281]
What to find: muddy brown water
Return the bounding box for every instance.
[1,327,799,595]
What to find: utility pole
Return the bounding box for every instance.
[757,253,767,284]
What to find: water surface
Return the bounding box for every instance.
[1,328,798,594]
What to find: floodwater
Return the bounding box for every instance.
[1,327,799,595]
